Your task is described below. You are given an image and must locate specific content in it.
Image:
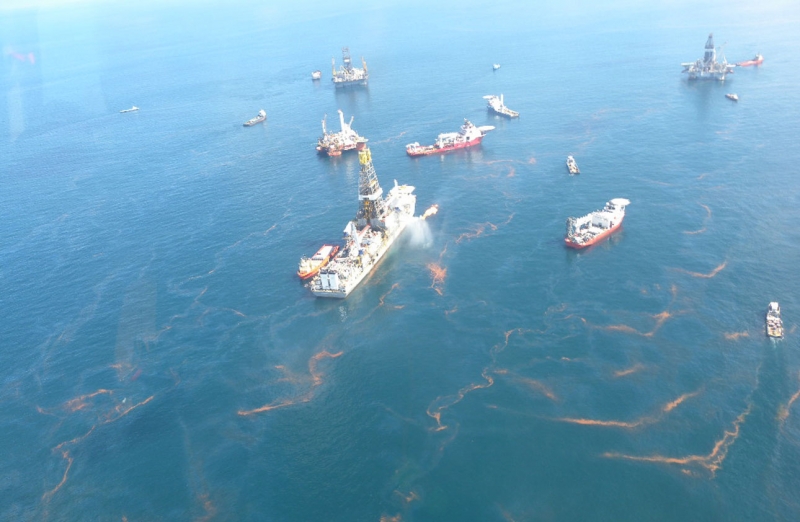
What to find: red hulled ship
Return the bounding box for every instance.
[565,199,630,249]
[736,54,763,67]
[297,244,340,279]
[406,119,494,157]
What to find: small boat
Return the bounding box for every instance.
[311,70,322,80]
[243,109,267,127]
[766,302,784,338]
[725,93,739,101]
[119,106,139,113]
[297,244,340,280]
[492,63,501,71]
[736,53,763,67]
[566,155,580,175]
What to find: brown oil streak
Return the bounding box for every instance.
[778,372,800,423]
[378,283,400,306]
[724,331,750,340]
[62,389,113,412]
[674,261,727,278]
[614,363,644,378]
[238,351,343,416]
[662,390,701,412]
[603,404,752,476]
[42,450,73,500]
[684,204,712,235]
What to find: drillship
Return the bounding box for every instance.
[331,47,368,87]
[565,198,630,249]
[316,110,366,156]
[681,33,734,81]
[309,140,417,298]
[406,119,495,157]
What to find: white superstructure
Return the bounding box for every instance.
[483,94,519,118]
[309,141,417,298]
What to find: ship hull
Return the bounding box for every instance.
[310,221,410,298]
[737,59,763,67]
[406,136,483,157]
[565,220,623,249]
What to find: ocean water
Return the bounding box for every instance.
[3,0,800,520]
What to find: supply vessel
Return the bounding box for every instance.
[766,302,784,338]
[484,94,519,118]
[309,140,417,298]
[331,47,368,87]
[681,33,734,81]
[737,54,763,67]
[565,198,630,249]
[316,110,365,156]
[406,119,495,157]
[566,156,580,175]
[297,245,339,280]
[243,110,266,126]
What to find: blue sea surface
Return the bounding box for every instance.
[3,0,800,519]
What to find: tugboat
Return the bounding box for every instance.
[565,198,630,249]
[316,110,365,157]
[308,140,417,298]
[311,70,322,80]
[766,302,784,338]
[725,93,739,101]
[243,109,267,126]
[297,244,339,280]
[736,53,763,67]
[566,155,580,175]
[484,94,519,118]
[331,47,368,87]
[681,33,735,81]
[406,119,495,157]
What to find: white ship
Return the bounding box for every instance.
[309,140,417,298]
[565,198,630,249]
[681,33,734,81]
[766,302,784,338]
[483,94,519,118]
[120,106,139,113]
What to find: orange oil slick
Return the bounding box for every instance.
[778,372,800,423]
[63,389,114,412]
[42,450,73,500]
[662,390,701,412]
[614,364,645,378]
[684,204,712,235]
[238,351,343,416]
[603,404,752,476]
[378,283,401,307]
[427,368,495,431]
[724,331,750,340]
[675,261,727,278]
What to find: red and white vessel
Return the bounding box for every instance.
[736,53,763,67]
[406,119,495,157]
[565,198,630,249]
[297,244,339,279]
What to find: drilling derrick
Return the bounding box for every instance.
[703,33,716,64]
[355,140,386,229]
